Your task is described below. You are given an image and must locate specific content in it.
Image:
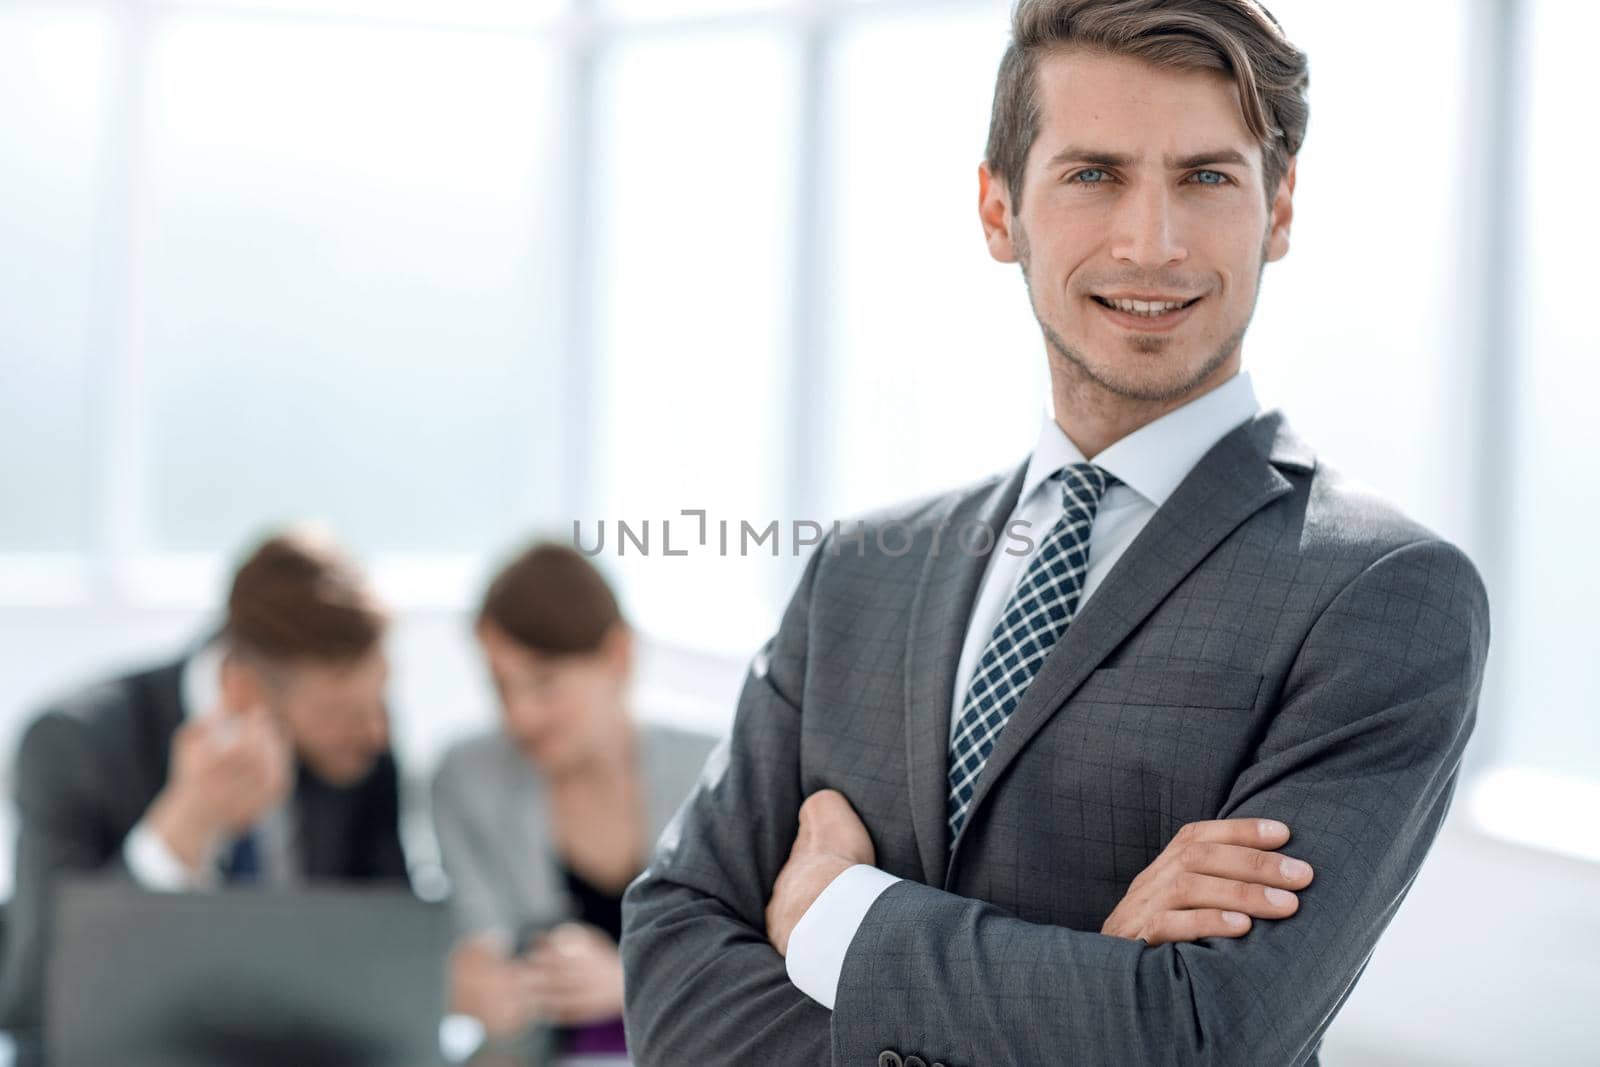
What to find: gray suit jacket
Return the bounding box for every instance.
[432,721,717,940]
[620,410,1491,1066]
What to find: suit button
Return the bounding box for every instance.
[904,1058,928,1067]
[878,1053,904,1067]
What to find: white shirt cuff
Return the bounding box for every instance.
[784,863,900,1010]
[123,819,216,891]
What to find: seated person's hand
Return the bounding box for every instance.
[766,789,876,957]
[1100,817,1314,945]
[146,706,293,870]
[522,922,626,1025]
[449,933,542,1038]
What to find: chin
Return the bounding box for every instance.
[321,757,378,787]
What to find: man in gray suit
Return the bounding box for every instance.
[622,2,1490,1064]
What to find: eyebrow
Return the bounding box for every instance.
[1044,146,1252,170]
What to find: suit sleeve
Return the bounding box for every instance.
[829,539,1491,1067]
[432,749,516,940]
[0,711,134,1030]
[620,542,833,1064]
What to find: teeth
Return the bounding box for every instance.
[1106,297,1189,316]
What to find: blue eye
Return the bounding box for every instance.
[1071,168,1109,184]
[1191,170,1229,185]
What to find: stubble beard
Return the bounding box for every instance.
[1014,221,1268,405]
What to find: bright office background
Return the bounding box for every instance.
[1,0,1596,1062]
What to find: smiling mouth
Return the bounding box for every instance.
[1091,294,1204,317]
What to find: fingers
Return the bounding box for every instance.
[1141,908,1255,946]
[1169,816,1292,852]
[518,955,619,1025]
[1106,817,1316,948]
[797,789,860,833]
[1166,870,1301,919]
[1172,840,1314,892]
[795,789,875,865]
[187,710,292,826]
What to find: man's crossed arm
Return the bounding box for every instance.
[620,538,1489,1065]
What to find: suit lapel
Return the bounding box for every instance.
[903,462,1028,887]
[945,411,1314,881]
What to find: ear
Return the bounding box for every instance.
[600,622,633,681]
[218,652,268,714]
[1265,155,1296,263]
[978,161,1019,263]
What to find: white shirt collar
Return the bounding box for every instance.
[1021,370,1261,508]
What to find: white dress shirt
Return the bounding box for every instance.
[122,641,296,890]
[785,371,1262,1009]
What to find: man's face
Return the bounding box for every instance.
[269,649,392,787]
[979,49,1295,404]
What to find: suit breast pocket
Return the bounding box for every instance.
[1055,666,1266,863]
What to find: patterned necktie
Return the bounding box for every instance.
[223,829,262,885]
[947,462,1117,838]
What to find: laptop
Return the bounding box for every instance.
[45,880,450,1067]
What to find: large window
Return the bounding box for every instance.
[0,6,110,554]
[0,0,1594,855]
[139,13,564,554]
[1477,0,1600,859]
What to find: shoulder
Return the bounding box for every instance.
[18,662,170,763]
[12,663,172,808]
[1283,458,1489,629]
[832,465,1019,541]
[638,721,720,820]
[1301,460,1440,551]
[432,730,523,801]
[801,464,1024,588]
[640,720,719,769]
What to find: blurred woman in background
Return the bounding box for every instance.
[432,541,716,1059]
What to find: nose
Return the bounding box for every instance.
[1108,181,1188,271]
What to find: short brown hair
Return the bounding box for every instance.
[478,541,623,656]
[985,0,1310,209]
[224,528,388,663]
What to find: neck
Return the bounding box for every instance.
[1047,353,1240,459]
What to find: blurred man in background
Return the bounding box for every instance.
[0,527,408,1031]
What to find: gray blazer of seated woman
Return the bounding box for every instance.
[432,541,716,1056]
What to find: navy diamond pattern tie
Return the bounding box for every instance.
[947,462,1116,838]
[223,829,262,885]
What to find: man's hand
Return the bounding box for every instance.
[1101,818,1314,945]
[523,922,626,1025]
[765,789,876,957]
[145,706,293,871]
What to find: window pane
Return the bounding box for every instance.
[823,11,1046,520]
[0,6,111,552]
[1500,0,1600,779]
[1242,0,1472,538]
[590,30,796,652]
[599,0,783,21]
[139,15,562,554]
[170,0,566,28]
